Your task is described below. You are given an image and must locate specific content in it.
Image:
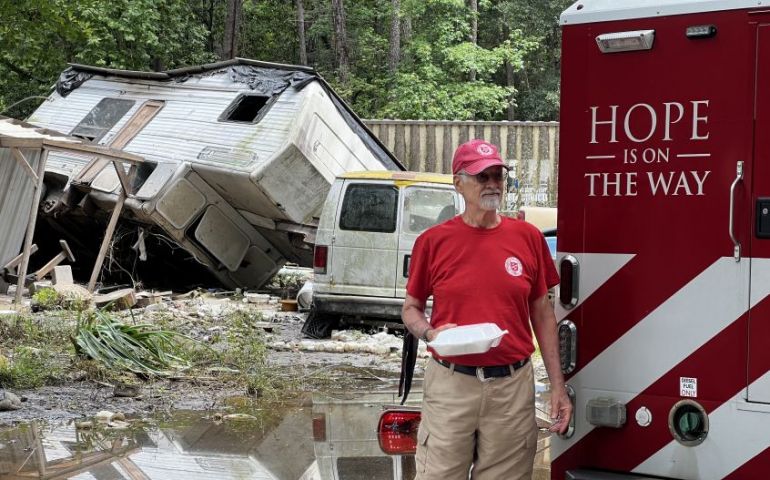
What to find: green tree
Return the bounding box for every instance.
[375,0,538,120]
[0,0,213,118]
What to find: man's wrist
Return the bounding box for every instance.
[420,327,433,342]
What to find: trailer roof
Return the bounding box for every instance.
[561,0,770,25]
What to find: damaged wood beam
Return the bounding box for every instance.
[88,191,126,292]
[9,147,38,182]
[14,149,48,305]
[113,160,132,197]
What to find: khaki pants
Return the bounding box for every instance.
[415,358,538,480]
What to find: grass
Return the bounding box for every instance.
[0,346,64,389]
[0,301,303,401]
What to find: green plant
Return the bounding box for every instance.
[0,346,63,389]
[32,288,61,310]
[73,309,194,376]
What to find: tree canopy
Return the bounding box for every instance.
[0,0,571,120]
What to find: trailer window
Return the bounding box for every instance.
[70,98,136,142]
[219,94,272,123]
[340,184,398,233]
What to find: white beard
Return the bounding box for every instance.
[479,193,501,210]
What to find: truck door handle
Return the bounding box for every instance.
[403,255,411,277]
[729,161,744,262]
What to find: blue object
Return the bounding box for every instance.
[545,235,557,260]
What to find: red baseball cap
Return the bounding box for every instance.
[451,139,508,175]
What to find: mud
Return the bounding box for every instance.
[0,291,550,427]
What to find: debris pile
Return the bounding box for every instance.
[268,329,430,358]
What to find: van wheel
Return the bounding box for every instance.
[301,310,340,339]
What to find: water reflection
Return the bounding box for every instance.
[0,382,550,479]
[0,406,315,480]
[311,390,422,480]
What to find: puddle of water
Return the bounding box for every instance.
[0,403,316,480]
[0,384,553,480]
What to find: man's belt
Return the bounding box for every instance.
[434,356,529,382]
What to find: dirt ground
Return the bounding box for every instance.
[0,290,549,426]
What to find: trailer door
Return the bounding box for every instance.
[747,23,770,403]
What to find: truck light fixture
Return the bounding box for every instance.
[586,397,627,428]
[559,255,579,309]
[559,384,576,439]
[378,409,421,455]
[558,319,577,374]
[312,413,326,441]
[686,24,717,39]
[313,245,328,274]
[596,30,655,53]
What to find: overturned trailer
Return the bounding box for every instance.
[25,59,403,289]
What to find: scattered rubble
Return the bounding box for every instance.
[0,391,22,411]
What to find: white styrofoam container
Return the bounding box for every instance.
[428,323,508,356]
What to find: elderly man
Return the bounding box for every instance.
[402,139,572,480]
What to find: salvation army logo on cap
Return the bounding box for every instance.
[504,256,523,277]
[477,143,494,156]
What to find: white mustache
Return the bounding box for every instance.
[482,190,501,195]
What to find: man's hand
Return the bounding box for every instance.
[548,385,573,434]
[425,323,457,342]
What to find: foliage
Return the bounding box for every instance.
[0,0,213,117]
[73,309,192,376]
[0,346,63,389]
[0,0,570,121]
[32,288,62,311]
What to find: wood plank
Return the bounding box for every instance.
[109,100,163,149]
[113,160,131,196]
[15,150,48,305]
[88,192,126,292]
[116,457,151,480]
[10,148,38,182]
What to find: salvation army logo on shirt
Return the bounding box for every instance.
[477,143,494,156]
[504,256,523,277]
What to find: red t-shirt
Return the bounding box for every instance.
[406,216,559,366]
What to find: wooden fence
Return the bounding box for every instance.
[364,120,559,208]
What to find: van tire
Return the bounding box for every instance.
[301,309,340,339]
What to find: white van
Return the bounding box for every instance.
[303,171,463,338]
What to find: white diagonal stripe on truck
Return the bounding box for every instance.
[552,257,770,459]
[633,369,770,480]
[554,252,635,321]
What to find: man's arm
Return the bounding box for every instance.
[402,294,455,342]
[530,294,573,434]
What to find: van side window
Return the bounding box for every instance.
[339,184,398,233]
[403,188,456,233]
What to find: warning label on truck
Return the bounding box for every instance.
[680,377,698,397]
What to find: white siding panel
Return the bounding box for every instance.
[29,71,306,179]
[0,148,42,266]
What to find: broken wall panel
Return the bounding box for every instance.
[0,147,42,266]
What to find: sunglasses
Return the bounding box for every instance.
[459,170,507,183]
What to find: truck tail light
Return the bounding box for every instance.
[558,319,577,375]
[313,245,328,274]
[378,410,421,455]
[312,413,326,441]
[559,255,579,309]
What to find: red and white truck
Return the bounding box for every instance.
[554,1,770,478]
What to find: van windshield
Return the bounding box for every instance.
[402,187,456,234]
